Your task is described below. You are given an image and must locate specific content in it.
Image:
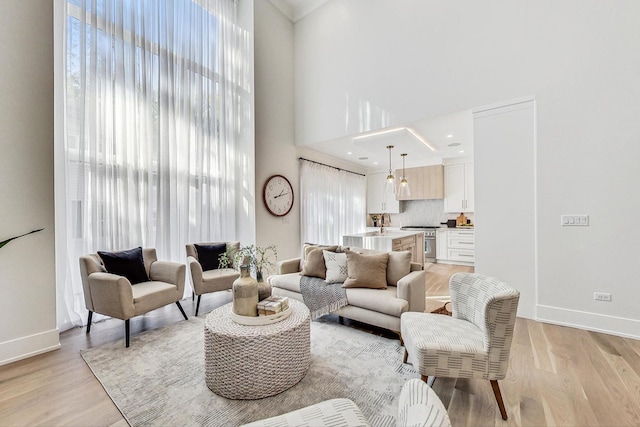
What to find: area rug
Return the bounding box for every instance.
[81,315,419,427]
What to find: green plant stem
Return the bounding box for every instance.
[0,228,44,250]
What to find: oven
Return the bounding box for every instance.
[400,226,438,263]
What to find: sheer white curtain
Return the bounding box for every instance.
[56,0,247,331]
[299,160,366,246]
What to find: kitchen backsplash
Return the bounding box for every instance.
[367,199,475,227]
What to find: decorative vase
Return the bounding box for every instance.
[232,264,259,317]
[256,271,271,301]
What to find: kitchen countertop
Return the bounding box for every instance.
[344,230,426,239]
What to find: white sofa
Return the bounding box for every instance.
[269,248,426,335]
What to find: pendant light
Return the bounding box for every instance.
[384,145,396,196]
[398,153,411,198]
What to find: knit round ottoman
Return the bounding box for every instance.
[204,299,311,399]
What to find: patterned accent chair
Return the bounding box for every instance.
[240,378,450,427]
[400,272,520,420]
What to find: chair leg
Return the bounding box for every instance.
[195,295,202,316]
[403,348,408,363]
[490,380,508,420]
[176,301,188,320]
[125,319,130,348]
[192,291,194,301]
[338,316,344,324]
[421,375,436,387]
[86,311,93,334]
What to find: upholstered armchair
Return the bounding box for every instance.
[241,378,450,427]
[186,241,240,316]
[79,247,187,347]
[401,272,520,420]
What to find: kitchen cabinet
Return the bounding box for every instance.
[395,165,444,201]
[367,172,400,213]
[436,228,474,266]
[436,229,448,260]
[444,163,474,213]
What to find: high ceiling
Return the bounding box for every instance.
[267,0,474,172]
[303,110,474,173]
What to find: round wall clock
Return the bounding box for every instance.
[263,174,294,217]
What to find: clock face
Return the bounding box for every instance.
[263,175,294,217]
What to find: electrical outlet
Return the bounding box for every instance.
[561,215,589,226]
[594,292,611,302]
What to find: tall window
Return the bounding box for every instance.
[57,0,249,331]
[299,160,366,245]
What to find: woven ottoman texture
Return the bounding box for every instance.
[204,299,311,399]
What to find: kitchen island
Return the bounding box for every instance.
[342,230,425,267]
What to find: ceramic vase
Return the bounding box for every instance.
[232,264,259,317]
[256,271,271,301]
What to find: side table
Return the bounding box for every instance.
[204,299,311,400]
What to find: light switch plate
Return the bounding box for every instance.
[561,215,589,226]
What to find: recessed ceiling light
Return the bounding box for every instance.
[447,134,454,138]
[373,162,378,165]
[347,151,352,155]
[358,156,368,160]
[459,150,465,153]
[448,142,461,147]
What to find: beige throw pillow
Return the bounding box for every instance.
[301,245,338,279]
[342,250,389,289]
[387,250,412,286]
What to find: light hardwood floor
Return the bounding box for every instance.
[1,263,639,426]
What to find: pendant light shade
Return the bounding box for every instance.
[384,145,396,196]
[398,153,411,198]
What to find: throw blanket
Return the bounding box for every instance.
[299,276,348,320]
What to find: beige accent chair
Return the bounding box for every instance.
[186,241,240,316]
[79,248,187,347]
[401,272,520,420]
[241,378,451,427]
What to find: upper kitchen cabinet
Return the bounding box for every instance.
[396,165,444,201]
[444,162,474,212]
[367,172,400,213]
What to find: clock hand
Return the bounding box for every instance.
[274,192,290,198]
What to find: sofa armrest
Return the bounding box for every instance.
[88,272,135,320]
[396,270,426,313]
[277,258,301,275]
[150,261,186,295]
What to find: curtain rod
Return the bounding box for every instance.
[298,157,365,177]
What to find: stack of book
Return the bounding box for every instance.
[257,296,289,316]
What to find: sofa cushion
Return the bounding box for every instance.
[98,246,149,285]
[387,251,412,286]
[344,286,408,317]
[269,272,302,293]
[324,250,348,284]
[301,245,338,279]
[194,243,227,271]
[200,268,240,293]
[343,250,389,289]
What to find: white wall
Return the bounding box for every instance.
[0,1,59,365]
[293,0,640,338]
[254,0,300,262]
[255,1,367,263]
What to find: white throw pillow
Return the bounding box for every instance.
[323,250,348,284]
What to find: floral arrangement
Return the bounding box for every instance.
[219,244,278,281]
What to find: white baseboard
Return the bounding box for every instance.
[536,304,640,340]
[0,328,61,367]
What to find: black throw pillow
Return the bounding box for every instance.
[98,246,149,285]
[195,243,227,271]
